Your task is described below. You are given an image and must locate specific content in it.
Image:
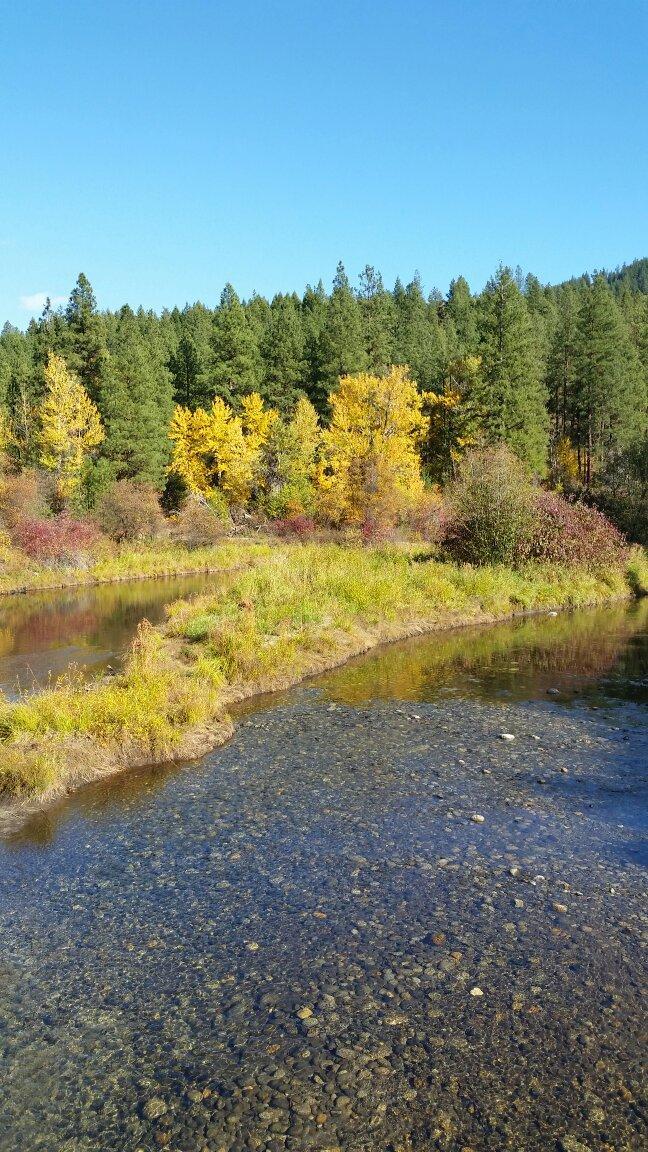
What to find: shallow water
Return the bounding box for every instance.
[0,599,646,1151]
[0,573,216,697]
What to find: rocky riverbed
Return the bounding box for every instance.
[0,608,646,1151]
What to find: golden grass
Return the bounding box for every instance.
[0,537,266,595]
[0,540,643,802]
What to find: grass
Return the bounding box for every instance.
[0,536,267,595]
[0,540,644,802]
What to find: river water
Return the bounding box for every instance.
[0,585,646,1152]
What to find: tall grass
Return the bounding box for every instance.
[0,541,642,799]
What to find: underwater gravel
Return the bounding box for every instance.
[0,686,646,1152]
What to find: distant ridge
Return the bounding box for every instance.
[559,256,648,295]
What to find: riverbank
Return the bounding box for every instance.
[0,538,265,596]
[0,542,646,809]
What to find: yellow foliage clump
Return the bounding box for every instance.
[317,366,426,526]
[38,352,105,498]
[169,393,278,507]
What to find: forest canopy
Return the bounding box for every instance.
[1,259,646,539]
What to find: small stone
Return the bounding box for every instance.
[247,942,259,951]
[499,733,515,741]
[296,1006,313,1020]
[509,866,520,876]
[553,902,568,914]
[469,986,484,997]
[470,814,485,824]
[142,1098,168,1121]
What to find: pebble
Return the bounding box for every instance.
[469,987,484,998]
[499,732,516,741]
[470,814,485,824]
[142,1098,168,1121]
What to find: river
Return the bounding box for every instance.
[0,582,646,1151]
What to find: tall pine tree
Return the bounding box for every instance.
[99,306,174,487]
[477,265,548,472]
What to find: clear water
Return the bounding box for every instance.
[0,593,646,1151]
[0,573,216,697]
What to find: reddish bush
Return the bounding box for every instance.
[94,481,164,542]
[273,513,317,539]
[402,492,448,545]
[12,515,100,564]
[528,491,627,568]
[0,470,44,529]
[170,498,228,548]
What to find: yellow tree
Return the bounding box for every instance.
[317,366,426,526]
[169,393,277,508]
[421,355,482,482]
[265,396,321,515]
[39,353,104,499]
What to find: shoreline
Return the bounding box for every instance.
[0,567,640,833]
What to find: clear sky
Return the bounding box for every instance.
[1,0,647,327]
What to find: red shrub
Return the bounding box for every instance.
[528,491,627,568]
[273,514,317,539]
[0,470,45,528]
[12,515,100,564]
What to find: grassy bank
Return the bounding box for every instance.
[0,542,646,804]
[0,538,266,595]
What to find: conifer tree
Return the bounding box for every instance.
[358,266,396,372]
[477,265,548,473]
[394,275,447,390]
[445,276,478,355]
[546,283,580,452]
[573,276,646,484]
[99,307,174,488]
[210,284,262,403]
[261,296,305,412]
[314,263,366,405]
[64,273,109,403]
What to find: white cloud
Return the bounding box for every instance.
[19,292,66,313]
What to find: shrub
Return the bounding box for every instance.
[170,497,228,548]
[11,515,100,564]
[401,490,447,545]
[273,513,317,539]
[0,469,45,528]
[528,491,627,568]
[94,481,165,542]
[443,446,536,565]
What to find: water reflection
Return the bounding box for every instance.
[0,572,217,696]
[310,598,648,708]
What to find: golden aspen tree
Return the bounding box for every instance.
[317,366,426,526]
[39,352,104,499]
[169,393,277,508]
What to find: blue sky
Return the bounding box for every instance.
[1,0,647,327]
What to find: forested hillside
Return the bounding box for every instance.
[1,261,646,540]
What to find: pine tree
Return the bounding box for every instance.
[445,276,478,355]
[314,263,366,406]
[64,273,109,403]
[261,295,305,412]
[573,276,647,484]
[477,265,548,473]
[301,281,329,413]
[393,275,447,390]
[357,266,396,372]
[99,307,174,488]
[209,284,262,404]
[169,332,203,408]
[546,284,580,452]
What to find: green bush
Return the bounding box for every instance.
[443,446,536,565]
